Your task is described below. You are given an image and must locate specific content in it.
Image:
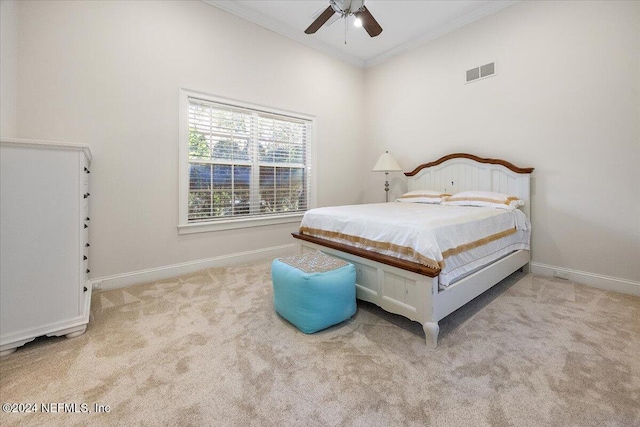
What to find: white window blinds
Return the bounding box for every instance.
[187,97,312,223]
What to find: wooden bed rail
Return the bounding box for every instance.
[292,232,440,277]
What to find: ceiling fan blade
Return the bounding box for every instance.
[355,6,382,37]
[304,6,336,34]
[325,13,341,27]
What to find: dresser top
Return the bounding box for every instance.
[1,138,92,162]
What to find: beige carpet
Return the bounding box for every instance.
[1,260,639,426]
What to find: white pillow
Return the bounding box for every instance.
[396,190,451,204]
[442,191,524,210]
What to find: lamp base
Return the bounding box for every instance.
[384,172,390,202]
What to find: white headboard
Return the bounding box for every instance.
[406,153,534,218]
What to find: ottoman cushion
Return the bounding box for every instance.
[271,251,357,334]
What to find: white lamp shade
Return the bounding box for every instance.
[372,151,402,172]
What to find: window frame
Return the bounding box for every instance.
[178,88,316,234]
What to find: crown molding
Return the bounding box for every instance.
[365,1,519,68]
[203,0,366,68]
[203,0,518,70]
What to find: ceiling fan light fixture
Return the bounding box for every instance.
[331,0,364,15]
[330,0,343,16]
[354,17,363,27]
[305,0,382,37]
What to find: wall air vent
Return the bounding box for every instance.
[466,67,480,82]
[480,62,495,77]
[465,61,496,84]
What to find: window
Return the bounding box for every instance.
[179,89,315,233]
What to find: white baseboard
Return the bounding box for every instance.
[91,253,640,296]
[530,262,640,297]
[91,244,296,291]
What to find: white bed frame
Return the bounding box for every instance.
[294,153,534,348]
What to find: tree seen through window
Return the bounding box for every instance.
[187,98,310,222]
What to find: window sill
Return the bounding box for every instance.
[178,213,304,235]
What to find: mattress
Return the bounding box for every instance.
[299,202,531,288]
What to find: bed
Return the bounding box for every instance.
[292,153,534,348]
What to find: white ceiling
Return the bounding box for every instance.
[205,0,517,68]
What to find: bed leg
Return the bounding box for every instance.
[520,262,531,274]
[423,322,439,349]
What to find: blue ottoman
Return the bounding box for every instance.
[271,251,357,334]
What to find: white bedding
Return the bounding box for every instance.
[299,202,530,288]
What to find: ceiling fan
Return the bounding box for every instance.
[305,0,383,37]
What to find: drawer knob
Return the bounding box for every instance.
[86,269,90,273]
[84,167,90,174]
[85,243,90,247]
[86,217,90,221]
[83,255,87,260]
[84,224,88,229]
[83,286,88,292]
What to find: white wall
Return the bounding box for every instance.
[14,0,366,279]
[365,1,640,283]
[11,0,640,288]
[0,0,18,137]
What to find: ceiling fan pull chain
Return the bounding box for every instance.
[344,14,347,44]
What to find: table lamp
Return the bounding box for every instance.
[372,151,402,202]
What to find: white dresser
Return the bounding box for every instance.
[0,138,92,356]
